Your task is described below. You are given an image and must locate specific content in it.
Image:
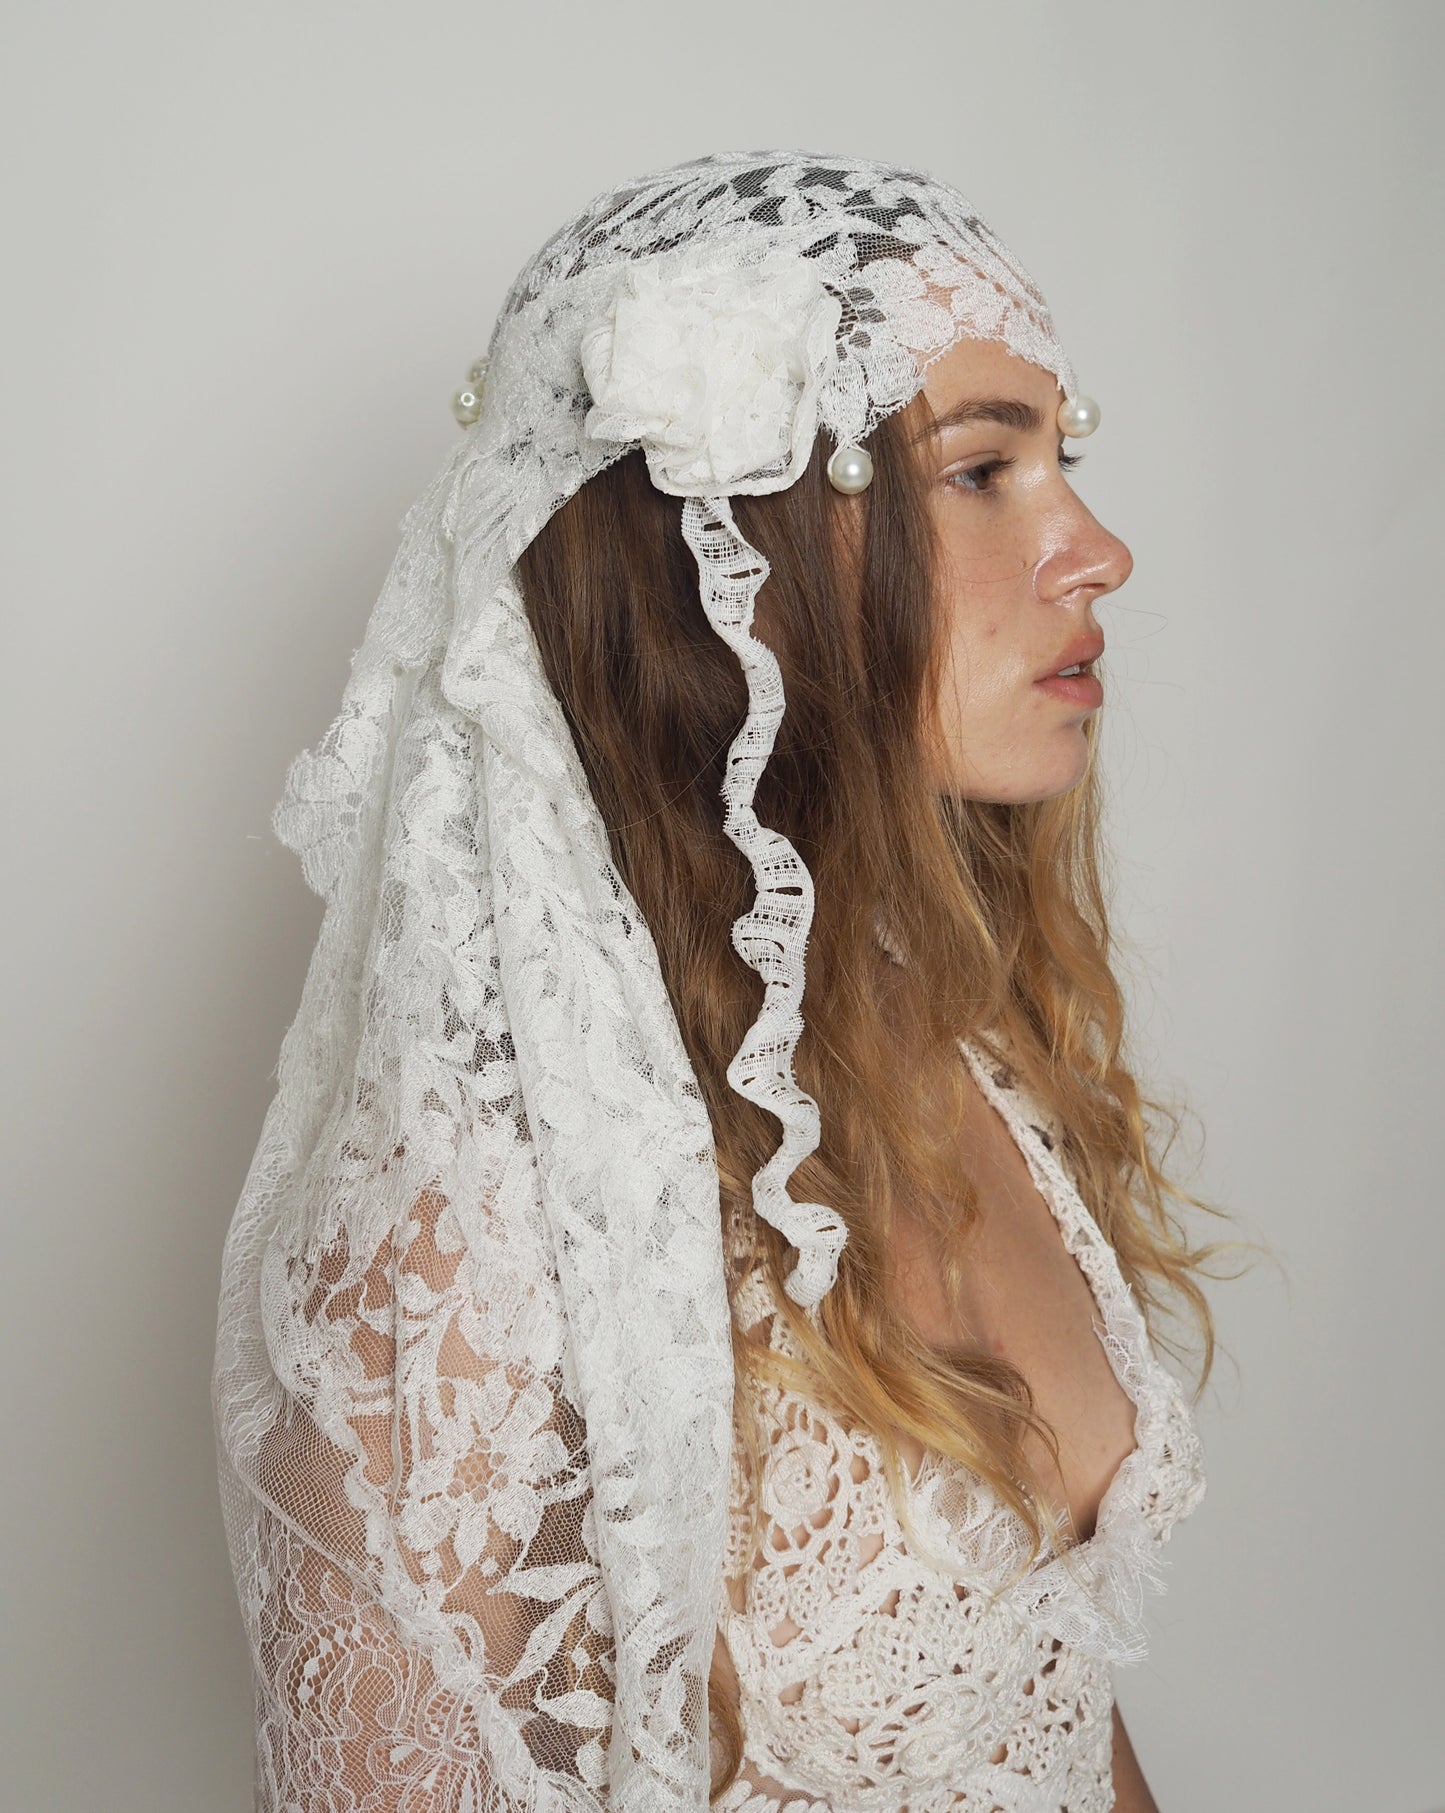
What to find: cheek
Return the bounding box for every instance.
[935,504,1039,589]
[933,598,1025,737]
[935,553,1023,696]
[926,500,1049,734]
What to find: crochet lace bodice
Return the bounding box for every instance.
[715,1037,1207,1813]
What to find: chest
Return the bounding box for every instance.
[890,1060,1139,1545]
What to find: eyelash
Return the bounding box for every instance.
[947,450,1084,494]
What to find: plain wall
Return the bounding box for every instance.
[2,3,1440,1808]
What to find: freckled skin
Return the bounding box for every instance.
[903,341,1160,1811]
[900,341,1144,1546]
[714,342,1159,1808]
[917,337,1133,803]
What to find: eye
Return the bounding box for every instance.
[944,448,1084,495]
[946,456,1015,495]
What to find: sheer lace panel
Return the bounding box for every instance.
[219,1184,620,1809]
[710,1040,1205,1813]
[213,153,1165,1811]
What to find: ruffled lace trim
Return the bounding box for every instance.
[681,495,847,1309]
[725,1016,1207,1670]
[922,1036,1208,1662]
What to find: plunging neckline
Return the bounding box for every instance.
[945,1034,1146,1559]
[724,1020,1206,1666]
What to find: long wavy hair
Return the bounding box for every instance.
[515,386,1239,1794]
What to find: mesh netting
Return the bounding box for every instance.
[212,151,1202,1813]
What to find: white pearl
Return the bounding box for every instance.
[1057,394,1101,438]
[827,443,874,494]
[466,355,490,387]
[451,385,482,427]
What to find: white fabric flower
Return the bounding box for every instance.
[579,249,843,496]
[762,1427,836,1524]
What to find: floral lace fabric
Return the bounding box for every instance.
[715,1039,1207,1813]
[211,151,1117,1813]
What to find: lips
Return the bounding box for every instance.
[1036,634,1105,682]
[1036,667,1103,704]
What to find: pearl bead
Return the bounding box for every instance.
[466,355,490,387]
[827,443,874,494]
[1057,393,1101,438]
[451,385,482,427]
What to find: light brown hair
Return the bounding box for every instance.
[516,391,1239,1794]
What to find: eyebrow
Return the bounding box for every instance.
[916,395,1047,439]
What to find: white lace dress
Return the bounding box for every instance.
[715,1038,1207,1813]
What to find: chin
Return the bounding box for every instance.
[1028,752,1092,802]
[928,721,1087,808]
[942,737,1092,805]
[1019,723,1094,801]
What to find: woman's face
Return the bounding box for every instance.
[913,334,1133,802]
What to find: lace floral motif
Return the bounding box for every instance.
[716,1040,1205,1813]
[579,250,843,495]
[213,152,1121,1813]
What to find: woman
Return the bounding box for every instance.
[214,150,1227,1813]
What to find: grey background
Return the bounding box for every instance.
[2,3,1440,1808]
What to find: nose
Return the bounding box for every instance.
[1032,502,1133,607]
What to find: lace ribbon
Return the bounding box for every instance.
[681,495,847,1308]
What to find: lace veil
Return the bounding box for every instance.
[212,149,1081,1812]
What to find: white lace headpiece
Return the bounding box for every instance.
[214,149,1085,1813]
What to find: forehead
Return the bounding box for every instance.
[919,334,1065,418]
